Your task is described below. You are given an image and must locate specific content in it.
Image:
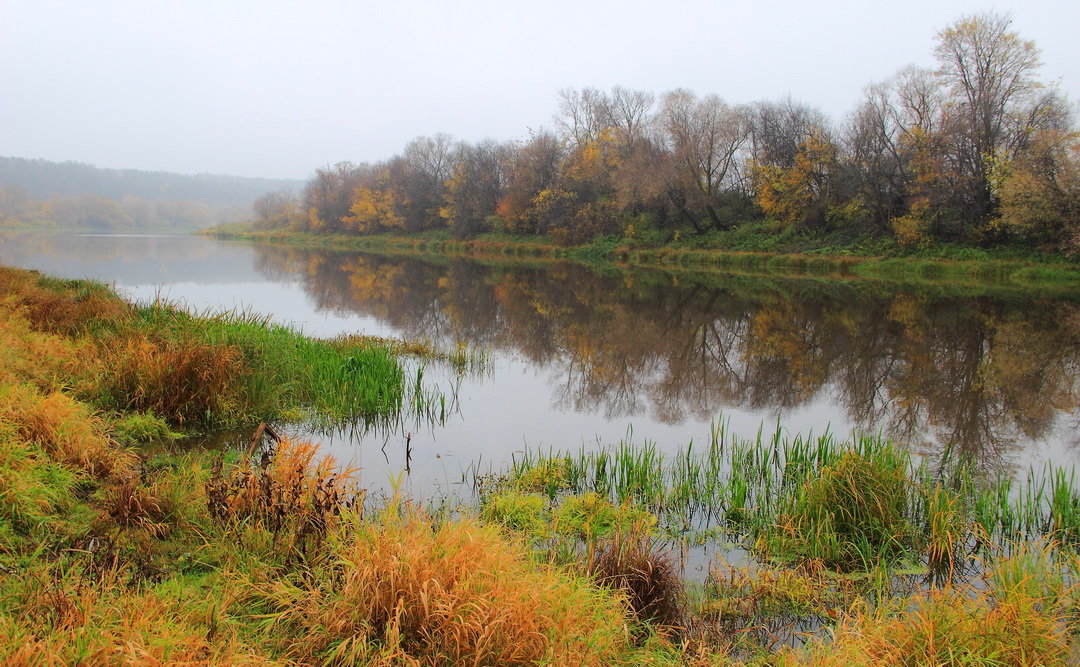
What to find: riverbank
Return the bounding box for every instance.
[204,224,1080,289]
[3,264,1080,663]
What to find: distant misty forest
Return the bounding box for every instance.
[0,157,303,230]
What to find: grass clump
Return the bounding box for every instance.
[206,437,360,560]
[480,490,550,535]
[0,419,83,543]
[0,266,133,337]
[93,331,245,426]
[554,492,657,542]
[756,449,914,569]
[0,384,132,478]
[786,586,1073,666]
[589,531,685,632]
[511,456,574,497]
[924,484,974,580]
[110,411,182,446]
[242,507,634,665]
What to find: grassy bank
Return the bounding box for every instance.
[3,264,1080,663]
[204,223,1080,289]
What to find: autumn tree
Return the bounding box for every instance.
[750,100,843,229]
[497,130,564,235]
[659,89,751,233]
[440,140,507,237]
[992,127,1080,246]
[343,163,404,233]
[253,189,298,229]
[933,12,1046,224]
[302,162,361,232]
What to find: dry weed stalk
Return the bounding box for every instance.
[206,435,361,551]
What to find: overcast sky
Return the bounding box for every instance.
[2,0,1077,180]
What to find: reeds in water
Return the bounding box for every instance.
[495,419,1080,578]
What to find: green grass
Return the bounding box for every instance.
[487,421,1080,580]
[204,223,1080,290]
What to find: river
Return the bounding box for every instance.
[3,231,1079,502]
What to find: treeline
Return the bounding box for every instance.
[0,157,302,207]
[0,188,224,231]
[0,157,304,230]
[256,13,1079,252]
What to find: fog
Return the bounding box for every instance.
[2,0,1076,179]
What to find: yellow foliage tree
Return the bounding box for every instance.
[343,183,403,234]
[753,130,837,228]
[990,129,1080,245]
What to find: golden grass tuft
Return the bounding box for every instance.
[207,436,360,554]
[0,302,90,391]
[248,508,633,665]
[783,586,1072,665]
[0,384,132,478]
[0,566,256,665]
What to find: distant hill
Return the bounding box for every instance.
[0,157,305,230]
[0,156,303,208]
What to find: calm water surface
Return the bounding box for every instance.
[4,231,1079,501]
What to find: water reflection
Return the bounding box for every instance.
[3,231,1077,471]
[251,246,1080,467]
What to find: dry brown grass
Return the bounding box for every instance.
[207,436,360,554]
[100,473,173,537]
[0,266,132,337]
[95,333,244,425]
[247,508,634,665]
[0,384,133,478]
[589,532,686,633]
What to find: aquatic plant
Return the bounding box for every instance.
[757,448,914,569]
[480,490,550,535]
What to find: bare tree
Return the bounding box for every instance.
[660,89,750,231]
[253,188,297,228]
[555,87,612,148]
[607,87,655,152]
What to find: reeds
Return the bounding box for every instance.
[497,421,1080,579]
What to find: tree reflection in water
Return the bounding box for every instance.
[253,246,1080,469]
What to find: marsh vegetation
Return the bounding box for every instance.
[3,262,1080,663]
